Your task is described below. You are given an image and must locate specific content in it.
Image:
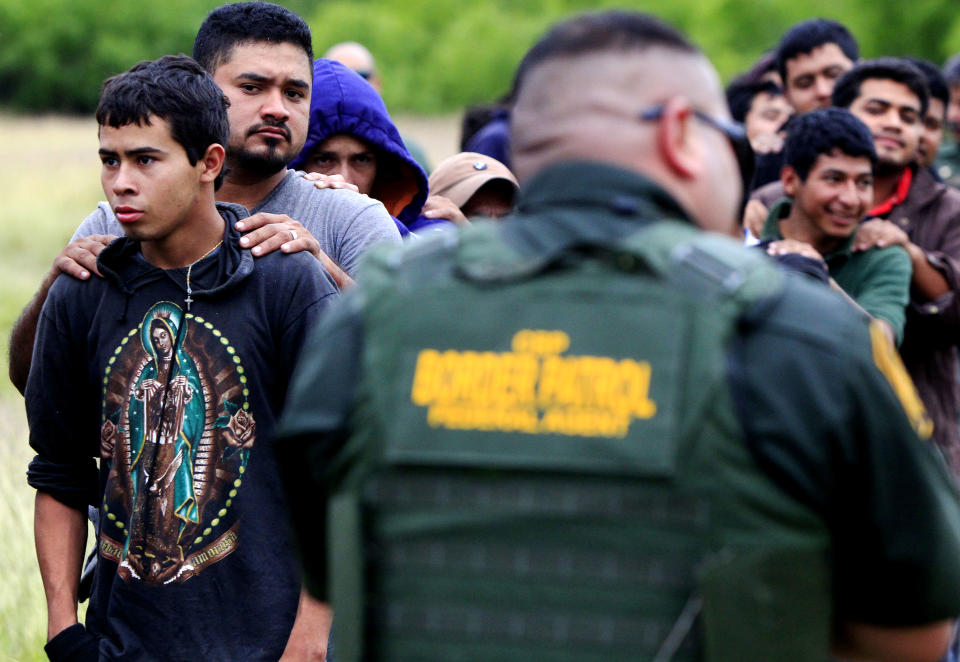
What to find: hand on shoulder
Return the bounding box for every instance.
[52,234,117,281]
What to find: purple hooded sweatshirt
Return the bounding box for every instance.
[290,59,449,235]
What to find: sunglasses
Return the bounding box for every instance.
[638,105,755,208]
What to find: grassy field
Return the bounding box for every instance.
[0,114,102,662]
[0,112,458,660]
[0,398,48,661]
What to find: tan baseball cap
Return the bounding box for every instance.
[428,152,519,207]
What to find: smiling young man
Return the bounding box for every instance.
[828,58,960,480]
[26,55,338,661]
[760,108,911,344]
[8,1,400,394]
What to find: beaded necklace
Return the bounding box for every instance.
[184,240,223,311]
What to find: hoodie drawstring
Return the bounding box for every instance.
[118,291,132,323]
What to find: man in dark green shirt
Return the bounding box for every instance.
[275,11,960,662]
[761,108,911,344]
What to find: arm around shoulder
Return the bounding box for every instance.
[9,206,117,393]
[9,268,59,394]
[905,203,960,334]
[851,245,912,345]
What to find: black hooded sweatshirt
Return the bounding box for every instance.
[26,202,339,661]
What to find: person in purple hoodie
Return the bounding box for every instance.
[291,59,452,235]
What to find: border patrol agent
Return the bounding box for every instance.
[275,12,960,662]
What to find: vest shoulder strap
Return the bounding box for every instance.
[614,220,784,315]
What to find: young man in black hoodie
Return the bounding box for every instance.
[27,55,338,661]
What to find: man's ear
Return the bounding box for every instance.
[657,96,701,180]
[199,144,226,184]
[782,165,801,197]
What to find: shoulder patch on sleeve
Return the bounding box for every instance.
[869,320,933,439]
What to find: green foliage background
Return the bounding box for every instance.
[2,0,960,115]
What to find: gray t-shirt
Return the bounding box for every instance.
[72,169,401,276]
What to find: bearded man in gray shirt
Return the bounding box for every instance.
[9,2,400,394]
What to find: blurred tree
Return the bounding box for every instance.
[2,0,960,114]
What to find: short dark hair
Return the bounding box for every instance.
[726,51,780,89]
[783,108,876,180]
[193,1,313,74]
[743,51,779,84]
[944,53,960,87]
[515,11,698,92]
[96,55,230,186]
[776,19,859,84]
[906,58,949,113]
[831,57,930,117]
[726,80,783,123]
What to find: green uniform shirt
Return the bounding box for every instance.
[762,198,912,344]
[277,162,960,660]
